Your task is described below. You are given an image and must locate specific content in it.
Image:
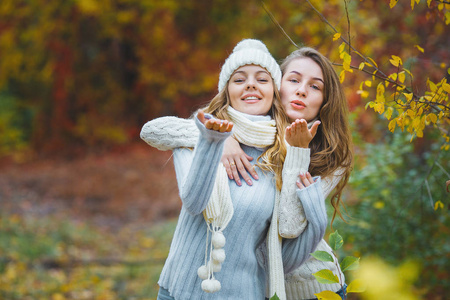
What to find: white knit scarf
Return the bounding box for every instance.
[197,106,285,297]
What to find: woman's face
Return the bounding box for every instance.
[227,64,274,116]
[280,57,324,122]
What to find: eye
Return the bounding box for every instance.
[289,78,299,83]
[233,78,244,83]
[312,84,320,90]
[258,78,269,82]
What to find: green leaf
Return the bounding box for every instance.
[311,250,334,262]
[313,269,340,284]
[340,256,360,272]
[328,231,343,251]
[269,293,280,300]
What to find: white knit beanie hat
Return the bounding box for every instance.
[218,39,281,92]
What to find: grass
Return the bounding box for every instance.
[0,213,177,300]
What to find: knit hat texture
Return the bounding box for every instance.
[218,39,281,92]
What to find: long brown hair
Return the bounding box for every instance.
[203,79,289,191]
[280,48,353,224]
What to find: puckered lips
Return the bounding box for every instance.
[290,99,306,110]
[241,94,262,104]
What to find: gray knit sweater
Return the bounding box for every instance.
[143,115,327,299]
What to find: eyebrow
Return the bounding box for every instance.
[289,71,324,84]
[232,70,270,76]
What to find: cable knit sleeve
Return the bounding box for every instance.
[279,144,345,238]
[281,179,327,274]
[140,116,198,151]
[278,145,310,238]
[172,116,231,215]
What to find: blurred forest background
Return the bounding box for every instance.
[0,0,449,299]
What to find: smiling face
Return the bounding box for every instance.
[227,64,275,116]
[280,57,324,122]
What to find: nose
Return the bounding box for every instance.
[246,77,257,90]
[296,84,307,97]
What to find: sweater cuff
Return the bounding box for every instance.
[284,144,310,173]
[296,177,327,224]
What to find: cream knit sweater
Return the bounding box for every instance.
[141,116,344,299]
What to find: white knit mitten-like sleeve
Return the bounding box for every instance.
[278,145,310,238]
[140,116,198,151]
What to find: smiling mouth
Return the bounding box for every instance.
[242,96,261,100]
[241,96,262,103]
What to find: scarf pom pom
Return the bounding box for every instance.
[212,249,226,263]
[197,265,209,280]
[201,279,221,293]
[212,231,226,248]
[207,260,222,272]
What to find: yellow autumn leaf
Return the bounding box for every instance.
[403,68,413,79]
[398,72,406,83]
[389,73,398,81]
[343,52,352,72]
[442,82,450,93]
[376,82,385,101]
[357,90,369,98]
[427,0,432,7]
[389,55,402,67]
[389,119,397,132]
[347,278,366,293]
[428,79,437,92]
[367,57,378,68]
[339,70,345,83]
[375,102,385,114]
[427,113,438,124]
[385,107,394,120]
[403,92,413,101]
[434,200,444,211]
[390,0,399,9]
[359,62,365,70]
[314,290,342,300]
[416,129,424,138]
[333,33,341,41]
[339,42,346,54]
[414,45,424,53]
[365,80,372,87]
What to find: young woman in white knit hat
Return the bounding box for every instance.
[142,45,352,299]
[142,39,328,300]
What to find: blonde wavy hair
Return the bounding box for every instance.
[280,48,353,224]
[203,79,289,191]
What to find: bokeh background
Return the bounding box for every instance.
[0,0,449,299]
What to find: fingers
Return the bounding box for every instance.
[205,119,234,132]
[221,157,234,180]
[296,172,315,189]
[229,160,241,186]
[197,109,206,124]
[244,154,258,180]
[310,120,321,138]
[224,157,258,186]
